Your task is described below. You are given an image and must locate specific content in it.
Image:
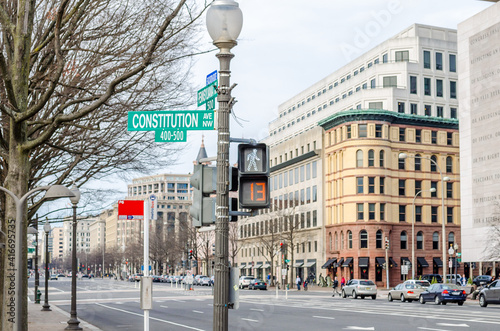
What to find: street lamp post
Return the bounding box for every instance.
[42,222,52,311]
[206,1,243,330]
[399,153,450,283]
[0,184,75,330]
[66,183,82,330]
[29,216,40,304]
[411,188,436,279]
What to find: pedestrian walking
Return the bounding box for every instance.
[332,276,340,297]
[296,275,301,291]
[267,273,271,285]
[303,279,308,291]
[341,276,346,289]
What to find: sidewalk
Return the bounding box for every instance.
[28,301,101,331]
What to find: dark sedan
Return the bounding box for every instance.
[419,283,467,305]
[248,279,267,290]
[474,275,493,286]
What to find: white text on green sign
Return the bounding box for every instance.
[155,130,187,142]
[206,98,216,111]
[197,80,218,107]
[128,111,214,131]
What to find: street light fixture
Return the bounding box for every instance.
[206,1,243,330]
[399,153,450,282]
[27,224,39,304]
[0,184,74,330]
[411,187,436,279]
[42,222,52,311]
[66,183,82,330]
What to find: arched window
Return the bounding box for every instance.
[368,150,375,167]
[400,231,407,249]
[329,232,332,251]
[360,230,368,248]
[335,232,338,250]
[446,156,453,173]
[433,232,439,250]
[415,154,421,171]
[448,232,455,248]
[379,150,385,167]
[376,230,383,249]
[348,230,353,249]
[341,231,344,250]
[356,150,363,167]
[430,155,437,172]
[417,231,424,250]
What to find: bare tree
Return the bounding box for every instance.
[229,222,241,266]
[0,1,210,327]
[197,229,214,276]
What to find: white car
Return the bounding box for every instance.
[403,279,431,289]
[239,276,254,289]
[199,276,212,286]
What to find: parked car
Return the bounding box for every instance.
[239,276,254,289]
[50,274,58,280]
[248,279,267,290]
[473,275,493,286]
[421,274,443,283]
[131,273,143,282]
[403,279,431,290]
[198,276,212,286]
[388,283,425,302]
[342,279,377,299]
[446,274,462,284]
[81,274,89,278]
[57,274,66,278]
[478,279,500,307]
[418,283,467,305]
[194,275,207,285]
[152,275,162,282]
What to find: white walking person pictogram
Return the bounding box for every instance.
[247,149,260,171]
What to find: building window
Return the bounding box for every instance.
[415,154,421,170]
[368,177,375,193]
[448,232,455,248]
[436,52,443,70]
[379,177,385,194]
[437,106,444,117]
[396,50,409,62]
[369,101,383,109]
[312,161,317,178]
[399,157,405,170]
[433,232,439,249]
[410,76,417,94]
[382,53,388,63]
[383,76,397,88]
[417,231,424,249]
[357,203,364,220]
[362,83,367,89]
[432,206,438,223]
[398,102,405,113]
[447,207,454,224]
[380,203,385,220]
[348,231,353,249]
[431,182,438,197]
[359,124,367,137]
[431,131,437,144]
[431,155,437,171]
[357,177,364,194]
[341,232,344,250]
[313,210,317,227]
[379,150,385,167]
[399,205,406,222]
[399,128,405,141]
[450,81,457,99]
[446,156,453,173]
[447,132,453,146]
[449,54,456,72]
[399,179,406,196]
[415,180,422,195]
[447,182,453,198]
[450,107,457,119]
[360,230,368,248]
[425,104,431,116]
[411,103,417,115]
[375,124,382,138]
[313,186,317,202]
[300,165,305,181]
[423,50,431,69]
[368,150,375,167]
[347,125,352,138]
[356,150,363,167]
[369,203,375,220]
[424,78,431,95]
[436,80,443,97]
[401,231,408,249]
[415,206,422,222]
[370,78,376,89]
[300,189,305,205]
[376,230,383,249]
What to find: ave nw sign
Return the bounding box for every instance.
[128,110,214,131]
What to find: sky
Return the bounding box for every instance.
[62,0,495,216]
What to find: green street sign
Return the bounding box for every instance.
[128,110,214,131]
[457,253,461,257]
[155,130,187,142]
[285,259,290,263]
[458,258,462,262]
[28,247,35,253]
[206,98,216,111]
[197,80,218,107]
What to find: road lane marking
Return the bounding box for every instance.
[192,310,204,314]
[160,305,168,308]
[95,303,205,330]
[437,323,469,327]
[241,318,259,323]
[250,308,264,312]
[313,316,335,320]
[418,328,449,331]
[171,299,186,302]
[344,327,374,330]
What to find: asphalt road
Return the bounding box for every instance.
[30,278,500,331]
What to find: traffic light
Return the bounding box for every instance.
[237,143,270,209]
[280,242,283,252]
[190,164,217,227]
[212,244,215,255]
[188,249,193,260]
[385,238,390,250]
[286,264,289,271]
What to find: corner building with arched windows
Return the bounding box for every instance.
[320,110,461,287]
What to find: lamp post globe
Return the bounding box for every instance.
[206,0,243,45]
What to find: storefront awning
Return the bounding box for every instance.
[401,257,412,268]
[375,257,385,267]
[255,263,263,269]
[433,257,443,267]
[359,257,369,267]
[245,264,254,269]
[321,258,336,269]
[342,257,353,267]
[263,262,271,269]
[417,257,429,267]
[293,261,304,268]
[304,261,316,268]
[337,258,344,267]
[239,264,246,269]
[389,257,398,268]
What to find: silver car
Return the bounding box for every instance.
[342,279,377,299]
[388,283,425,302]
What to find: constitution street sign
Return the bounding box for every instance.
[155,129,187,142]
[127,110,214,131]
